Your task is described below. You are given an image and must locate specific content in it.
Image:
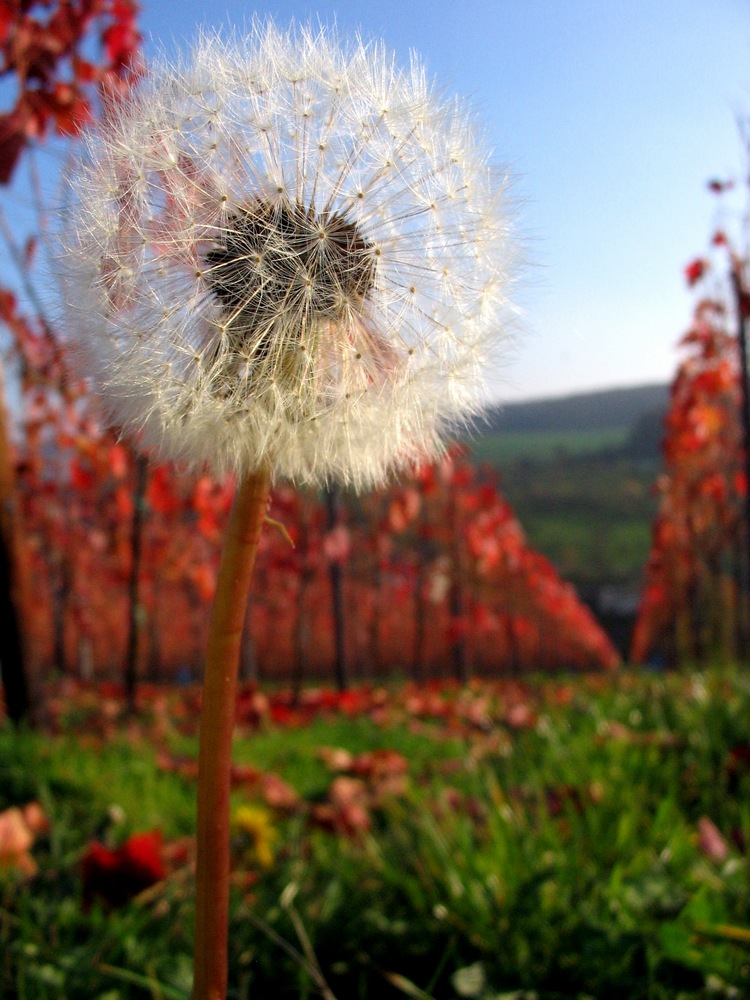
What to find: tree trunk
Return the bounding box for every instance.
[732,268,750,657]
[325,485,347,691]
[449,494,468,683]
[124,454,148,712]
[0,360,33,725]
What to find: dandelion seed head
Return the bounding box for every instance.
[59,20,518,489]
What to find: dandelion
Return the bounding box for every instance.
[59,20,518,1000]
[60,21,515,490]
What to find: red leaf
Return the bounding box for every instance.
[0,4,13,44]
[102,18,141,69]
[82,830,165,908]
[684,258,708,287]
[114,484,133,520]
[146,466,180,515]
[697,816,729,862]
[260,773,300,811]
[72,55,98,84]
[49,83,92,136]
[189,563,216,603]
[109,443,129,479]
[70,457,95,492]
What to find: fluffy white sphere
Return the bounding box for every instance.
[60,22,517,489]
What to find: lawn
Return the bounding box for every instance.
[2,668,750,999]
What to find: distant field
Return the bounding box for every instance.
[517,511,652,586]
[463,430,660,606]
[462,387,666,653]
[468,425,630,464]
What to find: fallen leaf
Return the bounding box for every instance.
[697,816,729,862]
[82,830,165,908]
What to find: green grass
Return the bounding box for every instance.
[228,715,469,799]
[468,426,630,464]
[0,731,197,841]
[3,668,750,998]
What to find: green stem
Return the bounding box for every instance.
[193,468,271,1000]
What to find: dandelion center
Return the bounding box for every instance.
[204,199,376,338]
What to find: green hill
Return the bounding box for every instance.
[481,382,669,435]
[466,382,670,655]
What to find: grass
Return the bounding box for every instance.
[468,426,631,465]
[228,715,468,798]
[3,668,750,998]
[1,729,197,840]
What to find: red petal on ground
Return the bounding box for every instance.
[697,816,730,863]
[260,773,300,811]
[0,807,34,859]
[349,749,409,780]
[229,763,262,786]
[82,830,165,908]
[317,746,354,772]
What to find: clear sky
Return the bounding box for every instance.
[43,0,750,405]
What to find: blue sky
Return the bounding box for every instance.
[131,0,750,404]
[10,0,745,406]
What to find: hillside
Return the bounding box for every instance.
[481,382,669,434]
[467,382,671,655]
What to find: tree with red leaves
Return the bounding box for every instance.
[632,294,746,665]
[0,0,141,723]
[0,0,141,183]
[632,166,750,667]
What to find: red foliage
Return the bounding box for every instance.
[81,829,164,908]
[0,0,142,183]
[12,437,619,678]
[684,258,708,287]
[632,294,745,665]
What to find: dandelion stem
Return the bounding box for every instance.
[193,467,271,1000]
